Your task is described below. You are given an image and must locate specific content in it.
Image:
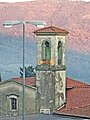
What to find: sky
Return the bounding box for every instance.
[0,0,90,3]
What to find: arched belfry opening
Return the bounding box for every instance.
[42,41,51,61]
[58,41,62,65]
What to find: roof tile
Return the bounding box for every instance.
[12,77,36,86]
[56,78,90,117]
[34,26,69,34]
[66,77,89,88]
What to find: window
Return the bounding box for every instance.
[42,41,51,61]
[10,98,17,110]
[7,94,18,111]
[58,41,62,65]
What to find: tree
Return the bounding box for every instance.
[20,66,36,78]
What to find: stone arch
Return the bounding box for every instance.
[58,41,62,65]
[42,41,51,61]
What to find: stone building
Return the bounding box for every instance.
[0,77,90,118]
[0,77,36,116]
[34,26,68,113]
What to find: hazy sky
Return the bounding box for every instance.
[0,0,90,3]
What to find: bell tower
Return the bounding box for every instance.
[34,26,68,113]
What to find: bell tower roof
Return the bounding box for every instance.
[34,26,69,35]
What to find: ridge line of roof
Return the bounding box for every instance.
[12,77,36,79]
[66,77,90,86]
[50,26,56,32]
[34,26,49,33]
[0,79,36,90]
[34,26,69,34]
[12,79,36,89]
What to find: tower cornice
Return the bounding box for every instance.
[35,65,66,71]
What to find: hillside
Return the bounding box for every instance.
[0,0,90,53]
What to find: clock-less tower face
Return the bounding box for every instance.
[37,35,66,66]
[34,26,68,113]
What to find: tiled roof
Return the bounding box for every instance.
[66,77,88,88]
[12,77,36,86]
[12,77,88,88]
[12,77,90,117]
[56,78,90,118]
[34,26,69,34]
[56,105,90,118]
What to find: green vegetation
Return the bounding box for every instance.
[20,66,36,78]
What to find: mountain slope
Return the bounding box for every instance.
[0,0,90,53]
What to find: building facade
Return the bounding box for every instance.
[0,79,36,116]
[34,26,68,113]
